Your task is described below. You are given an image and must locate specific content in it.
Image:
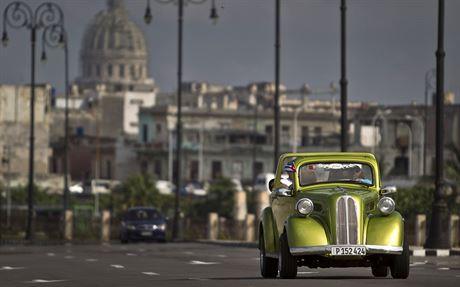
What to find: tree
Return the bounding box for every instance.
[112,175,171,214]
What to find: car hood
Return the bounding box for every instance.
[124,219,165,226]
[299,186,379,245]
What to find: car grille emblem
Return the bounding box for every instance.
[336,196,358,244]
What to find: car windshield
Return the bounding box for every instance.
[298,162,374,186]
[126,209,162,220]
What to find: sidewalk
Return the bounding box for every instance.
[197,240,460,257]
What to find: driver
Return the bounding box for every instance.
[352,166,372,185]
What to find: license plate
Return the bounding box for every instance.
[141,231,152,236]
[331,246,366,256]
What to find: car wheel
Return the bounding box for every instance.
[390,237,410,279]
[278,232,297,279]
[371,264,388,277]
[259,230,278,278]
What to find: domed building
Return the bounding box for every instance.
[76,0,155,92]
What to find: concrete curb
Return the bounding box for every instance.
[196,240,460,256]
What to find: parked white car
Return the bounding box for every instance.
[155,180,175,195]
[254,173,275,193]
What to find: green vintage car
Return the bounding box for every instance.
[259,152,409,279]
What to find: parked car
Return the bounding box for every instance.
[259,152,409,279]
[120,207,167,243]
[254,173,275,193]
[155,180,175,195]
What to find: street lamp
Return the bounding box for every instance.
[143,0,218,240]
[274,0,281,171]
[425,0,450,249]
[40,23,70,234]
[340,0,348,152]
[2,1,64,240]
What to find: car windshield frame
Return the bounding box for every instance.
[126,209,162,221]
[297,161,375,188]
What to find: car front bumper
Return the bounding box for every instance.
[122,229,166,241]
[290,245,403,256]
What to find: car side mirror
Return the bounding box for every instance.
[268,179,275,192]
[274,187,292,197]
[381,185,397,195]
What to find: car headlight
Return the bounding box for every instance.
[378,197,395,215]
[296,198,314,215]
[126,224,136,230]
[158,224,166,231]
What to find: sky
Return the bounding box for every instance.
[0,0,459,105]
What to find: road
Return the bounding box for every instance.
[1,242,459,286]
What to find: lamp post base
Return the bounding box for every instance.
[425,199,450,249]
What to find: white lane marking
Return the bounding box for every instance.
[410,262,427,266]
[64,255,74,259]
[46,253,55,257]
[110,264,125,269]
[0,266,26,271]
[252,257,260,260]
[216,254,227,258]
[188,260,219,265]
[456,275,460,277]
[184,251,194,255]
[25,279,67,283]
[138,249,146,252]
[86,258,98,262]
[142,272,159,276]
[126,253,137,256]
[297,271,319,274]
[438,267,450,270]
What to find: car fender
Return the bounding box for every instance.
[260,207,278,256]
[365,211,404,247]
[285,216,329,248]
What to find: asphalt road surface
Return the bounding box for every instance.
[1,242,459,286]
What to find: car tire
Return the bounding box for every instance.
[371,264,388,277]
[390,237,410,279]
[259,230,278,278]
[278,232,297,279]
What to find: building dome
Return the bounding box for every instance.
[77,0,154,92]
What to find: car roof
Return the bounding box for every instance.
[280,152,376,161]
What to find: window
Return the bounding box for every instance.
[119,64,125,78]
[96,64,101,77]
[142,124,148,143]
[313,126,322,145]
[211,161,222,180]
[108,64,113,77]
[156,123,162,134]
[130,65,136,78]
[139,65,144,78]
[265,125,273,144]
[106,160,112,179]
[301,126,310,146]
[154,160,162,178]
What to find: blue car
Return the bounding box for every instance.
[120,207,167,243]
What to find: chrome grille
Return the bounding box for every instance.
[336,196,358,244]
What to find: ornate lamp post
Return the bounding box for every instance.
[2,1,64,240]
[40,23,70,229]
[425,0,450,249]
[340,0,348,152]
[143,0,218,240]
[274,0,280,170]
